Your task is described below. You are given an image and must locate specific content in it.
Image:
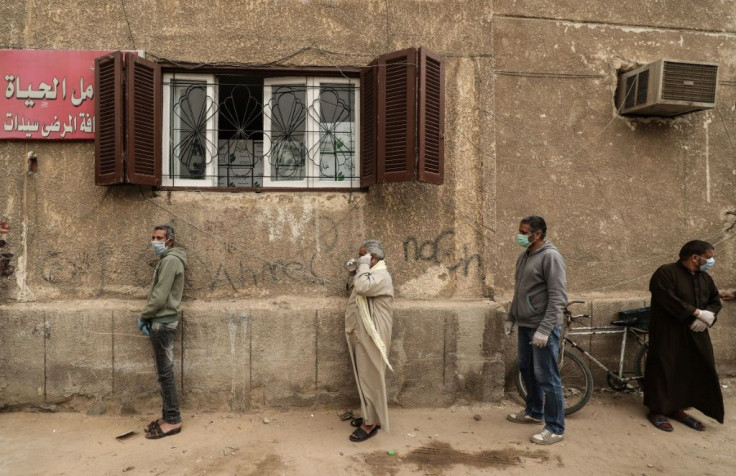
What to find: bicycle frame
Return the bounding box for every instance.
[515,301,650,414]
[563,321,648,387]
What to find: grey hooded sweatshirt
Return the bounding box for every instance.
[507,241,567,336]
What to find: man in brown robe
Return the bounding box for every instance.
[344,240,394,442]
[644,240,723,432]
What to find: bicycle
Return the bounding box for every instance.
[513,300,650,415]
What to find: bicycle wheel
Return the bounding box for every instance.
[635,342,648,379]
[514,349,594,415]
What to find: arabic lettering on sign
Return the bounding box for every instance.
[4,75,94,106]
[0,49,113,141]
[3,112,95,137]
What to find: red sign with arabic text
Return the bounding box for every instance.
[1,50,113,140]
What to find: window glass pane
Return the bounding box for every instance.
[318,84,356,182]
[217,77,264,187]
[218,139,264,187]
[268,85,307,181]
[170,80,216,181]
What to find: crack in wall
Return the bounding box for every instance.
[494,13,736,37]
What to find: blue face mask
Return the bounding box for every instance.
[700,257,715,273]
[516,233,532,248]
[151,241,167,255]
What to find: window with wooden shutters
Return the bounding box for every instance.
[94,52,162,186]
[94,46,444,190]
[126,54,162,185]
[362,47,445,186]
[378,49,416,183]
[94,52,124,185]
[360,60,377,187]
[418,47,445,184]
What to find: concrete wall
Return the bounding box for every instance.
[0,299,505,412]
[1,1,736,412]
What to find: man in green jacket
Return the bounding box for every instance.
[138,225,188,439]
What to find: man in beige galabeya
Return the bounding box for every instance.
[344,239,394,442]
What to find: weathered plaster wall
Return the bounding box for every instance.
[1,0,736,412]
[0,1,496,303]
[491,7,736,297]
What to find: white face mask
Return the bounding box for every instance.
[700,257,715,273]
[151,241,167,255]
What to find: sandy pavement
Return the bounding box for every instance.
[1,382,735,476]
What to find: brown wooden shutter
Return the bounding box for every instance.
[377,48,417,183]
[360,60,378,187]
[94,52,124,185]
[417,47,445,184]
[125,53,162,186]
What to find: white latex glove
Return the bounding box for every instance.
[532,331,549,348]
[357,253,372,266]
[504,321,515,335]
[690,319,708,332]
[696,309,715,327]
[345,258,358,272]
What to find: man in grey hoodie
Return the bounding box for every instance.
[138,225,188,440]
[505,216,567,445]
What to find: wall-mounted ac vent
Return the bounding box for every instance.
[617,59,718,117]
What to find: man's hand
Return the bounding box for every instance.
[357,253,372,266]
[720,291,736,302]
[532,331,549,348]
[137,318,150,337]
[345,258,358,272]
[504,321,515,335]
[696,309,716,327]
[690,319,708,332]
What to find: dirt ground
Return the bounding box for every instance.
[1,382,735,476]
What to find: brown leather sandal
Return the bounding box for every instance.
[349,426,378,442]
[145,423,182,439]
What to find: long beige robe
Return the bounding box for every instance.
[345,260,394,431]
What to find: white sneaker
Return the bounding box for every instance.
[531,428,564,445]
[506,410,543,424]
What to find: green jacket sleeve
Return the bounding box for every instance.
[140,258,179,319]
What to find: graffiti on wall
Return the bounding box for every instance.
[403,230,483,278]
[32,213,485,295]
[209,253,326,292]
[206,214,340,292]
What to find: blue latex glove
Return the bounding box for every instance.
[137,318,150,337]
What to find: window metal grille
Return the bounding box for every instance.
[164,75,359,188]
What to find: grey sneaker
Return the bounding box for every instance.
[506,410,543,424]
[531,428,564,445]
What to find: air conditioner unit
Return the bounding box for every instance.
[617,59,718,117]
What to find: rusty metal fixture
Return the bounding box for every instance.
[0,264,14,277]
[28,155,38,174]
[0,252,13,277]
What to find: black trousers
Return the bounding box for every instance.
[150,322,181,424]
